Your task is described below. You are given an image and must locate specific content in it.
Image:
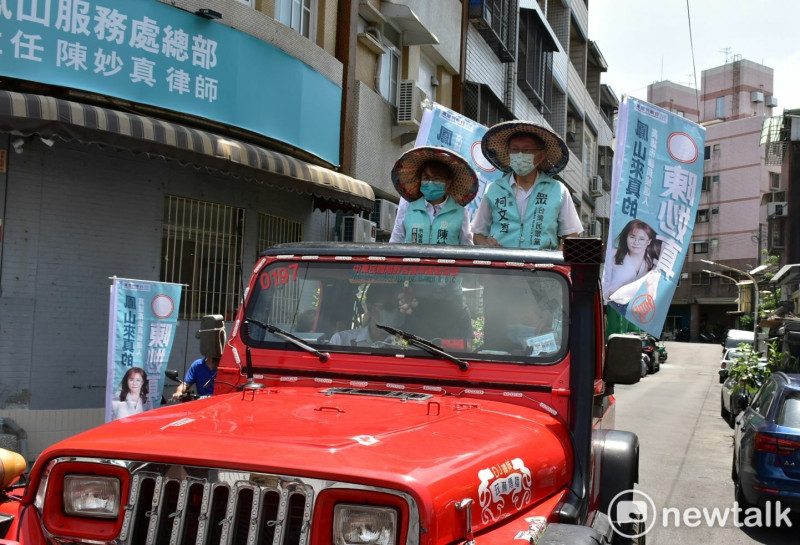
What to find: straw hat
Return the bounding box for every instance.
[481,120,568,176]
[391,146,479,206]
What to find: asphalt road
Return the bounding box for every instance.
[613,341,798,544]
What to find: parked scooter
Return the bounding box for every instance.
[656,341,668,363]
[699,330,718,344]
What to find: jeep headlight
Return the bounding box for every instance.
[63,475,121,518]
[333,504,397,545]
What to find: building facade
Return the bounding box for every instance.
[647,58,780,340]
[0,0,616,459]
[462,0,617,239]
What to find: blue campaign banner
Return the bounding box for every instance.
[105,278,183,422]
[415,103,504,220]
[0,0,341,164]
[602,98,706,338]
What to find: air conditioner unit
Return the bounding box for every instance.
[768,202,788,217]
[370,199,399,232]
[765,96,778,108]
[567,118,577,136]
[751,91,765,103]
[589,175,603,196]
[587,220,601,237]
[397,80,427,126]
[343,216,377,242]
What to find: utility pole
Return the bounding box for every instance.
[751,224,764,266]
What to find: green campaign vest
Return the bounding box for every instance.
[404,197,465,244]
[485,172,563,249]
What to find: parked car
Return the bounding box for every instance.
[641,335,660,374]
[721,329,755,356]
[720,375,750,428]
[719,347,745,383]
[732,372,800,511]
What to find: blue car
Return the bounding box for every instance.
[732,372,800,512]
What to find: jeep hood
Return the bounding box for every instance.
[39,387,571,534]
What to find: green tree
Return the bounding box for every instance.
[727,343,771,395]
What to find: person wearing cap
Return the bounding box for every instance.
[389,146,479,245]
[471,121,583,250]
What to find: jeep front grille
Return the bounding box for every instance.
[119,465,313,545]
[37,458,421,545]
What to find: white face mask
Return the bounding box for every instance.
[509,152,536,176]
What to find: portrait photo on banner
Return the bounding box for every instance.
[602,98,706,338]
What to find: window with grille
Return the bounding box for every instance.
[256,212,303,258]
[769,218,785,249]
[277,0,316,40]
[469,0,516,62]
[161,196,245,320]
[701,175,718,191]
[463,82,514,127]
[517,8,554,113]
[691,271,710,285]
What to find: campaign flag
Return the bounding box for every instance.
[602,98,706,338]
[106,278,183,422]
[415,103,505,220]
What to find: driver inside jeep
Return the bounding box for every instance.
[329,282,473,349]
[329,283,405,347]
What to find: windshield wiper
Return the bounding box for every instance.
[375,324,469,371]
[245,318,330,363]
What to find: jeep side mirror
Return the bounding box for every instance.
[604,334,642,385]
[198,314,226,359]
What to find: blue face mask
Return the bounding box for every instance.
[420,181,446,202]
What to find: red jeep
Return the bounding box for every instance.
[0,238,643,544]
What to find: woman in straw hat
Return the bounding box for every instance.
[389,146,479,245]
[472,121,582,250]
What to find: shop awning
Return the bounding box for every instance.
[0,90,374,213]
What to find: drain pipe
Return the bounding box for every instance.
[367,25,384,92]
[0,418,29,469]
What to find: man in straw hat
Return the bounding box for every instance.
[472,121,582,250]
[389,146,479,245]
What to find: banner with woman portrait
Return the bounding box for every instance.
[106,278,183,422]
[602,98,706,338]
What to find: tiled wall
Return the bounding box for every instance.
[465,26,507,106]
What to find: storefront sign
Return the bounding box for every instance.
[0,0,342,164]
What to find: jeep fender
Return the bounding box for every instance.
[594,429,640,515]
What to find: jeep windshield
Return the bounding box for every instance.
[243,260,568,364]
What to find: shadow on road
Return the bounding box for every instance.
[737,511,799,543]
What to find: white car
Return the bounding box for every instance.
[719,348,744,383]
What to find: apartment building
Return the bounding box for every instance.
[647,58,780,340]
